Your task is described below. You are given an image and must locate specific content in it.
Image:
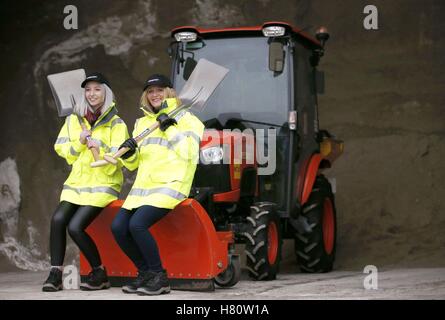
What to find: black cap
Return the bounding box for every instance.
[143,74,172,91]
[81,72,111,88]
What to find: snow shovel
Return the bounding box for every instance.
[90,58,229,168]
[47,69,100,161]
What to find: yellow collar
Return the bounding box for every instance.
[140,98,178,118]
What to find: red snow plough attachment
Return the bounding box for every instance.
[80,200,240,291]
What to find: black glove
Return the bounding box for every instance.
[119,138,137,159]
[156,113,177,131]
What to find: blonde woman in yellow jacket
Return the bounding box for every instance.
[43,73,130,292]
[111,74,204,296]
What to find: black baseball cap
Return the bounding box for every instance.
[143,74,172,91]
[81,72,111,88]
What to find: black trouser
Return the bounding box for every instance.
[50,201,103,268]
[111,206,169,273]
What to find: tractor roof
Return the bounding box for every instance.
[171,21,322,50]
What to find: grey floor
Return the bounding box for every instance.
[0,268,444,300]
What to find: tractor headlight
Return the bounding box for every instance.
[262,25,286,37]
[174,31,197,42]
[200,147,224,164]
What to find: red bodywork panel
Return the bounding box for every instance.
[295,153,323,206]
[213,189,241,203]
[301,154,322,205]
[80,199,232,280]
[200,130,257,203]
[172,21,322,49]
[298,142,344,205]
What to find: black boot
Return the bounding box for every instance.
[42,268,63,292]
[137,269,170,296]
[80,266,111,291]
[122,270,155,294]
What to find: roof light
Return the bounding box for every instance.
[174,31,197,42]
[315,26,330,48]
[262,25,286,37]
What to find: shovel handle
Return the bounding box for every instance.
[93,122,161,167]
[77,115,101,162]
[90,159,110,168]
[90,104,191,168]
[87,138,101,161]
[91,146,128,167]
[103,147,129,165]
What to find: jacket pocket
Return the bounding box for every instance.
[68,161,82,183]
[95,168,122,185]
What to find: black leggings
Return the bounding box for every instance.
[50,201,103,268]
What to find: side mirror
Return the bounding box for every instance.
[315,70,325,94]
[183,57,197,80]
[269,41,284,72]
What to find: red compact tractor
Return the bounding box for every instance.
[80,22,343,291]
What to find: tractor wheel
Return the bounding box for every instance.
[244,202,282,280]
[294,175,337,273]
[214,255,241,288]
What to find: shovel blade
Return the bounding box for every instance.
[47,69,86,117]
[178,58,229,113]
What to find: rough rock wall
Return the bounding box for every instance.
[312,0,445,269]
[0,0,444,272]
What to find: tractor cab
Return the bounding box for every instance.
[168,22,343,279]
[171,26,291,211]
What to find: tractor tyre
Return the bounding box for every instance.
[244,202,282,280]
[294,175,337,273]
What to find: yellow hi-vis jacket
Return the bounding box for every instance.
[122,98,204,210]
[54,103,130,207]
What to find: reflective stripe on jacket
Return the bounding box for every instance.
[122,98,204,210]
[54,103,130,207]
